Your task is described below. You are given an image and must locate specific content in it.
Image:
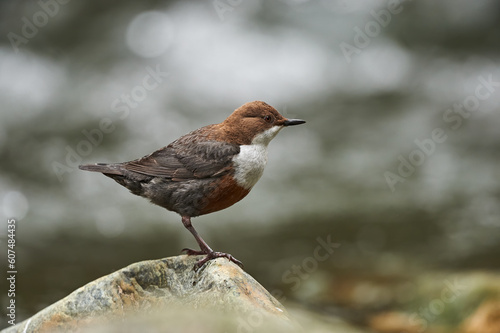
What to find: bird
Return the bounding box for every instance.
[79,101,305,269]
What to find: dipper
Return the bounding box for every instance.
[79,101,305,269]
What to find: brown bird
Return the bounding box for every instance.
[79,101,305,269]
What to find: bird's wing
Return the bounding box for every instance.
[122,132,240,181]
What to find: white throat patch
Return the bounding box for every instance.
[232,126,282,189]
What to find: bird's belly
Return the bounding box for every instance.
[199,174,250,215]
[141,175,249,217]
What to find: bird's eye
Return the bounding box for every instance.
[263,115,273,123]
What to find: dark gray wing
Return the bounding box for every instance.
[122,130,240,181]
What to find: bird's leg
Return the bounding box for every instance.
[180,216,243,269]
[180,216,214,254]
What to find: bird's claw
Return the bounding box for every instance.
[181,248,205,256]
[182,248,244,270]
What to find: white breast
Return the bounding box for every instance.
[232,126,283,189]
[233,144,268,189]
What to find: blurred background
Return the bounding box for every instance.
[1,0,500,331]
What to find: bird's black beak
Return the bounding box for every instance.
[283,119,306,126]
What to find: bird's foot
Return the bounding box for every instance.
[181,248,243,270]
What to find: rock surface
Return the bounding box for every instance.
[2,255,295,333]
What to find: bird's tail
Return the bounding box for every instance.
[79,162,147,196]
[78,163,124,175]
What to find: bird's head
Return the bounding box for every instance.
[221,101,305,146]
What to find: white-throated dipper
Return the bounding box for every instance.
[79,101,305,269]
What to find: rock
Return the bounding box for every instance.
[2,255,295,333]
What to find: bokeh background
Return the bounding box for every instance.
[1,0,500,331]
